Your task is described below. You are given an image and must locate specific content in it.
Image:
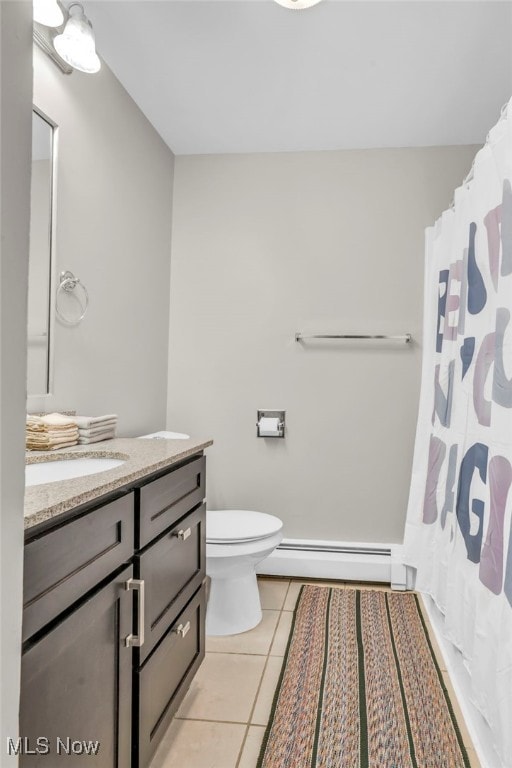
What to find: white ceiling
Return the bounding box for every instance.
[85,1,512,155]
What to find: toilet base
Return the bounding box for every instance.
[206,571,262,636]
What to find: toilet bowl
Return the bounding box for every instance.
[206,510,283,636]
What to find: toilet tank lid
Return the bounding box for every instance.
[207,510,283,543]
[137,430,190,440]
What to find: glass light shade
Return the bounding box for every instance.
[34,0,64,27]
[53,3,101,74]
[274,0,323,7]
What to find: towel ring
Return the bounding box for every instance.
[56,270,89,325]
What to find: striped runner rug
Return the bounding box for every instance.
[257,586,470,768]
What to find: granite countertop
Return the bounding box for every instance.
[24,436,213,531]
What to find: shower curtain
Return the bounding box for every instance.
[404,97,512,767]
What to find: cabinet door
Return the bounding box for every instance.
[19,566,133,767]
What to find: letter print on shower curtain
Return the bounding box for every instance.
[404,97,512,768]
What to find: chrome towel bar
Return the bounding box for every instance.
[295,333,412,343]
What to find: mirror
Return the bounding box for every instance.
[27,109,56,396]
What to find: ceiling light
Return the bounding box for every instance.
[33,0,64,28]
[53,3,101,74]
[273,0,323,8]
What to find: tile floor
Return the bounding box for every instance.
[149,577,480,768]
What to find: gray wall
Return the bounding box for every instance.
[0,0,32,757]
[168,146,477,543]
[31,46,175,436]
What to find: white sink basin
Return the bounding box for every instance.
[26,457,125,487]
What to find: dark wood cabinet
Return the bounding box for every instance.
[132,461,207,767]
[23,493,134,642]
[137,455,205,549]
[21,452,207,768]
[20,566,133,767]
[135,502,206,663]
[134,584,206,768]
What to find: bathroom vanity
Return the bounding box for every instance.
[21,437,212,767]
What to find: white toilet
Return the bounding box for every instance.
[206,510,283,636]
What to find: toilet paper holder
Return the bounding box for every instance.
[256,410,285,438]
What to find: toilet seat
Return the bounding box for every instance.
[207,510,283,544]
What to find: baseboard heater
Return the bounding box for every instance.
[276,542,391,557]
[257,538,407,587]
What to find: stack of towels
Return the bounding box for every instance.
[74,414,118,444]
[26,413,79,451]
[26,412,118,450]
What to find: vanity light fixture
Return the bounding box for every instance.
[53,3,101,74]
[273,0,323,8]
[33,0,64,27]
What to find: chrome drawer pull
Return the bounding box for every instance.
[175,621,191,639]
[124,578,145,648]
[174,527,191,541]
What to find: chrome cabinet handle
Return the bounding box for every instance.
[175,621,190,639]
[125,578,145,648]
[174,527,191,541]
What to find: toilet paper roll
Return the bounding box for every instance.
[258,416,281,437]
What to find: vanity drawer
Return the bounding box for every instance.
[23,493,134,641]
[138,455,205,548]
[135,583,206,768]
[135,503,206,663]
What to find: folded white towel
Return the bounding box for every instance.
[45,440,80,451]
[78,430,116,445]
[72,414,118,428]
[77,422,117,437]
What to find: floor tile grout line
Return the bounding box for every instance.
[234,580,290,767]
[234,720,251,765]
[174,716,252,726]
[205,650,271,656]
[248,591,288,715]
[282,577,298,612]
